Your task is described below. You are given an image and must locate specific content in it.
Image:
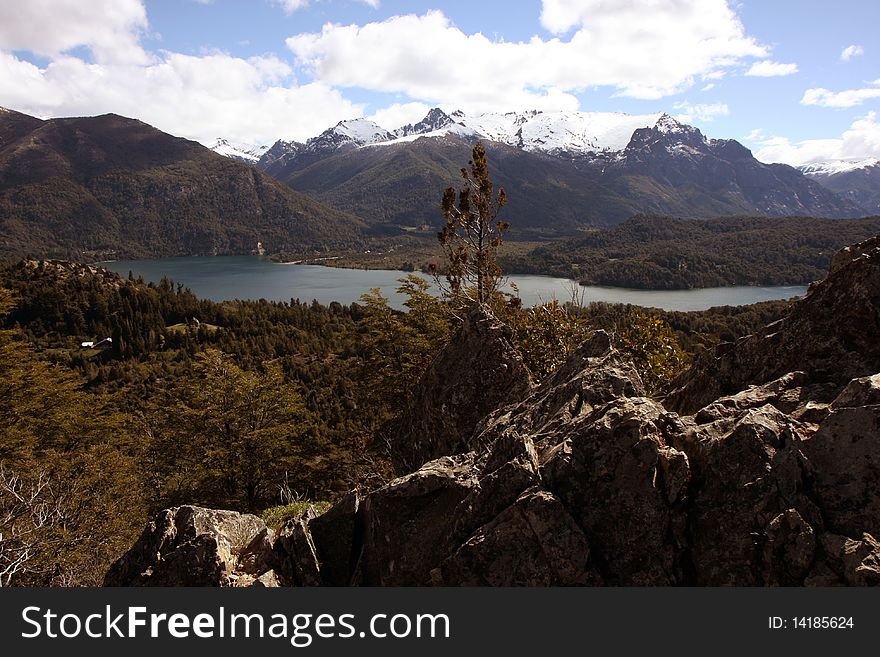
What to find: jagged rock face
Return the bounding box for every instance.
[104,506,278,587]
[389,304,533,473]
[665,235,880,414]
[109,236,880,586]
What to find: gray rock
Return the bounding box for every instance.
[441,489,597,586]
[831,373,880,409]
[356,454,478,585]
[812,533,880,586]
[308,491,360,586]
[275,507,322,586]
[801,405,880,538]
[678,405,820,585]
[104,506,267,586]
[390,304,533,473]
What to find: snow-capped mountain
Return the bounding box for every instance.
[258,118,398,169]
[446,109,668,155]
[800,158,880,214]
[798,158,879,177]
[253,107,862,237]
[209,138,268,163]
[259,108,694,173]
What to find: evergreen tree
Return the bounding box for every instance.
[435,142,509,308]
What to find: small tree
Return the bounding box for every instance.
[618,311,689,395]
[435,142,509,307]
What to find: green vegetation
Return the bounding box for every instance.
[510,300,590,382]
[507,214,880,288]
[262,501,333,530]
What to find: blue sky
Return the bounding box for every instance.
[1,0,879,165]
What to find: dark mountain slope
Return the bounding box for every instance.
[0,110,364,260]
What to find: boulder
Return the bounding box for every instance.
[356,454,478,585]
[800,405,880,538]
[308,491,360,586]
[274,507,322,586]
[390,304,532,473]
[104,506,269,586]
[440,489,596,586]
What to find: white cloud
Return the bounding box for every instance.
[0,50,363,144]
[673,101,729,123]
[754,112,880,165]
[272,0,310,13]
[367,102,432,130]
[745,60,798,77]
[840,44,864,62]
[742,128,764,142]
[0,0,372,144]
[271,0,379,13]
[0,0,149,65]
[288,3,767,110]
[801,82,880,108]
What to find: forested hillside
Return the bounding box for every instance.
[506,214,880,288]
[0,110,364,262]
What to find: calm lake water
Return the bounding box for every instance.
[102,256,807,312]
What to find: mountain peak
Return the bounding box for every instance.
[209,137,268,163]
[327,118,394,145]
[394,107,455,138]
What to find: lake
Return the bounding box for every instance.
[102,256,808,312]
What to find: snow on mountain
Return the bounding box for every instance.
[259,108,708,168]
[313,118,395,149]
[394,107,456,138]
[365,108,670,155]
[462,110,667,154]
[210,138,268,163]
[798,158,880,177]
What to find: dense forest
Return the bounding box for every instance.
[504,214,880,288]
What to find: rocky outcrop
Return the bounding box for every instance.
[109,235,880,587]
[665,235,880,414]
[389,304,533,473]
[104,506,279,587]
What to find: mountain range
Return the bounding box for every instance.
[1,104,878,264]
[798,158,880,214]
[241,108,867,238]
[0,108,363,261]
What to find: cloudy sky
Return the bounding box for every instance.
[1,0,878,166]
